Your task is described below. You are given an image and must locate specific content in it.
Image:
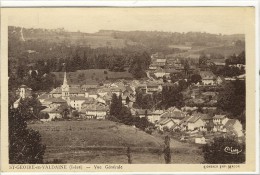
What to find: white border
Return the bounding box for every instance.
[0,0,259,174]
[0,0,258,7]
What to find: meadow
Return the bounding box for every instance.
[28,120,204,164]
[52,69,133,84]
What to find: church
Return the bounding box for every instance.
[37,71,109,120]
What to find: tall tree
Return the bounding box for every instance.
[9,106,46,164]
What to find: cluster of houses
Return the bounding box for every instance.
[14,71,164,122]
[148,52,245,84]
[134,107,244,139]
[12,51,245,144]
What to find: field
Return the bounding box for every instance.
[52,69,134,84]
[28,120,204,164]
[167,44,244,59]
[23,31,138,48]
[197,45,245,57]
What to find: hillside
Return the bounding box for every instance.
[28,120,204,164]
[28,120,163,148]
[9,26,245,50]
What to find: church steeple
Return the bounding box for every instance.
[61,71,70,102]
[63,71,68,86]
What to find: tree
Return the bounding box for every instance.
[164,135,171,164]
[202,136,245,164]
[217,80,245,127]
[9,107,46,164]
[125,96,130,105]
[129,52,150,79]
[110,94,119,117]
[190,74,202,84]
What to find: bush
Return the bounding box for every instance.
[202,136,245,164]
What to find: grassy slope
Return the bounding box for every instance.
[28,120,204,164]
[29,120,162,148]
[52,69,133,84]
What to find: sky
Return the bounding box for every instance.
[6,7,253,35]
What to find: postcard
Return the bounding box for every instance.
[0,5,258,173]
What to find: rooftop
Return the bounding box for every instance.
[213,115,227,119]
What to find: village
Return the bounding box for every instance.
[13,50,245,146]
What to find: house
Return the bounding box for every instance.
[161,107,186,124]
[156,118,175,131]
[146,83,162,93]
[134,109,165,123]
[213,115,228,125]
[147,110,165,123]
[199,71,216,85]
[223,119,244,137]
[70,96,87,111]
[212,115,229,132]
[13,85,33,108]
[45,97,67,109]
[155,59,167,66]
[110,87,122,96]
[37,93,50,103]
[80,103,108,119]
[181,106,198,113]
[195,137,207,144]
[215,76,225,85]
[154,68,167,78]
[186,113,205,131]
[40,107,62,121]
[17,85,32,99]
[151,52,164,61]
[149,64,158,70]
[81,82,99,91]
[97,88,110,97]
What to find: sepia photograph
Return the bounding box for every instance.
[0,4,257,173]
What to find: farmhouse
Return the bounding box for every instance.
[40,106,63,121]
[146,83,162,93]
[161,107,186,124]
[80,103,109,119]
[156,118,175,131]
[155,59,167,66]
[186,114,205,131]
[70,96,87,111]
[213,115,228,125]
[199,71,216,85]
[223,119,244,137]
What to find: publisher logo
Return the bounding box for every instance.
[224,146,242,154]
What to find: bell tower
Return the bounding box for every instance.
[61,71,70,102]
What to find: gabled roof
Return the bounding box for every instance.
[187,115,201,123]
[45,97,67,103]
[70,96,87,101]
[224,119,241,131]
[200,114,212,120]
[158,118,175,125]
[41,106,63,114]
[213,115,227,119]
[70,87,85,94]
[200,71,216,80]
[81,104,108,112]
[50,87,62,94]
[82,97,96,104]
[37,93,49,100]
[161,107,186,119]
[147,83,159,88]
[20,85,28,88]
